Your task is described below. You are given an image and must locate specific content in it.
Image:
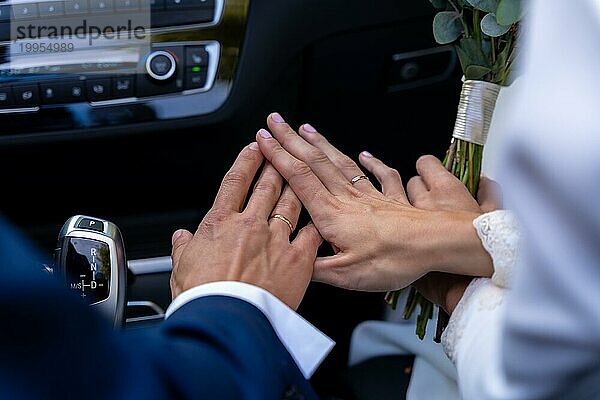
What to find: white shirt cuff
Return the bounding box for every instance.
[165,281,335,379]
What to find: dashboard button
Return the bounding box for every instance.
[112,76,135,98]
[145,50,177,81]
[86,78,111,101]
[39,1,65,16]
[0,85,14,108]
[77,218,105,232]
[64,0,89,14]
[40,83,62,104]
[185,46,208,67]
[185,67,207,89]
[13,85,40,107]
[60,80,87,102]
[164,0,184,10]
[89,0,114,12]
[12,3,39,19]
[150,55,172,75]
[115,0,139,11]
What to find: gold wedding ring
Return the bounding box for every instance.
[270,214,294,233]
[351,175,370,185]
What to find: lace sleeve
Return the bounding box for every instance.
[473,210,521,289]
[442,211,520,363]
[441,278,504,363]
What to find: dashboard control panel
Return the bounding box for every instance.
[0,41,219,112]
[0,0,250,137]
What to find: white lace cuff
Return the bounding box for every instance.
[473,210,521,289]
[441,278,505,363]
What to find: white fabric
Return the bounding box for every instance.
[442,0,600,398]
[349,319,457,380]
[473,211,521,289]
[442,278,506,365]
[482,79,523,181]
[349,320,460,400]
[408,357,461,400]
[165,281,335,379]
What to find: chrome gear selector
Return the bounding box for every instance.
[55,216,127,328]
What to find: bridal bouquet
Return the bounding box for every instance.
[386,0,524,341]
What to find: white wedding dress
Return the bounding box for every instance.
[349,209,521,400]
[350,0,600,398]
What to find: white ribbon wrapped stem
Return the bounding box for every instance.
[452,80,502,146]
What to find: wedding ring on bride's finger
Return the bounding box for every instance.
[351,175,370,185]
[270,214,294,234]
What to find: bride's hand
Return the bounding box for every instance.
[405,156,502,313]
[256,113,493,292]
[406,156,502,214]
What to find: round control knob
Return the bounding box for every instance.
[145,50,177,81]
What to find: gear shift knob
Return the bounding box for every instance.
[55,215,127,328]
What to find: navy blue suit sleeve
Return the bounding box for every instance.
[141,296,318,400]
[0,217,317,400]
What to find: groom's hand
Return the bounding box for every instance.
[170,143,323,310]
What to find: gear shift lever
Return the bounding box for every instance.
[55,215,127,328]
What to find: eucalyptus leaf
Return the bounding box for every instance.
[496,0,523,25]
[455,37,490,72]
[433,11,464,44]
[429,0,447,9]
[465,0,499,13]
[481,13,511,37]
[465,65,492,80]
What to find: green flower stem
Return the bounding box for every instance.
[384,288,403,310]
[435,310,450,343]
[403,287,419,320]
[473,8,481,42]
[416,297,434,340]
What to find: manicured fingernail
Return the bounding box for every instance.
[172,229,185,245]
[302,123,318,133]
[258,129,272,139]
[271,113,285,123]
[361,151,373,158]
[249,142,260,150]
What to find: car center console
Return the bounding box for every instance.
[0,41,219,106]
[0,0,249,136]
